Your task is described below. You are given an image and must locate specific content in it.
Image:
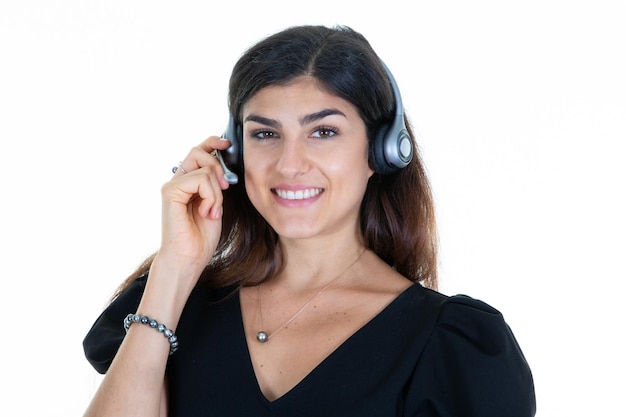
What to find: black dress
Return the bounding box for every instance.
[83,276,536,416]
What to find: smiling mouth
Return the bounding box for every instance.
[272,188,324,200]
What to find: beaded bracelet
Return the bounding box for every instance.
[123,313,179,355]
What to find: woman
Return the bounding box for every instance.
[83,25,535,416]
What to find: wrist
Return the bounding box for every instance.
[137,253,205,327]
[124,313,179,355]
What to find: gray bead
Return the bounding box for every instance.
[256,331,269,343]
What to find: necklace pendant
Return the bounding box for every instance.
[256,331,269,343]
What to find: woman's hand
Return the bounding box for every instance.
[156,136,233,283]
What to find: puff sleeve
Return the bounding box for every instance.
[82,277,146,374]
[406,295,536,417]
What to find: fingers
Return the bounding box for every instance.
[194,167,225,219]
[173,136,232,182]
[165,167,225,219]
[165,136,233,220]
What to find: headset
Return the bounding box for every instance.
[217,61,412,184]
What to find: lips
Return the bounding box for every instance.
[272,188,324,200]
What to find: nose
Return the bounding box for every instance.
[275,136,309,178]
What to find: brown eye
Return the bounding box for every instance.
[252,130,278,140]
[312,127,338,139]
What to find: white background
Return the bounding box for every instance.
[1,1,624,416]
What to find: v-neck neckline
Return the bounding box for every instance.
[236,283,421,405]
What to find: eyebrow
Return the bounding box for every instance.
[300,108,347,125]
[243,108,347,128]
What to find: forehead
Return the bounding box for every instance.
[242,76,358,118]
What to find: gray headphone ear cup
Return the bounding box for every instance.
[232,124,244,173]
[370,126,397,175]
[384,122,413,171]
[369,123,414,175]
[222,117,244,174]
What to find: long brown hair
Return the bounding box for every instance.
[112,25,438,300]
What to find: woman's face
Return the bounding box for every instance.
[242,76,374,241]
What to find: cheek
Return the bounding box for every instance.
[340,143,373,177]
[243,168,261,199]
[328,153,373,198]
[242,155,270,205]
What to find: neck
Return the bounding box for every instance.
[273,236,366,291]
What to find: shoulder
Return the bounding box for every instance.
[406,287,536,416]
[436,292,514,352]
[423,287,530,369]
[413,285,518,344]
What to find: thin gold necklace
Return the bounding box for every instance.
[255,249,366,343]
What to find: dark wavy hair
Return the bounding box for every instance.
[114,25,437,298]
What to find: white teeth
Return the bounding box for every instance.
[274,188,322,200]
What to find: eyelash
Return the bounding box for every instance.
[311,126,338,139]
[250,126,339,140]
[251,129,277,140]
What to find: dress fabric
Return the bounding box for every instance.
[83,276,536,416]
